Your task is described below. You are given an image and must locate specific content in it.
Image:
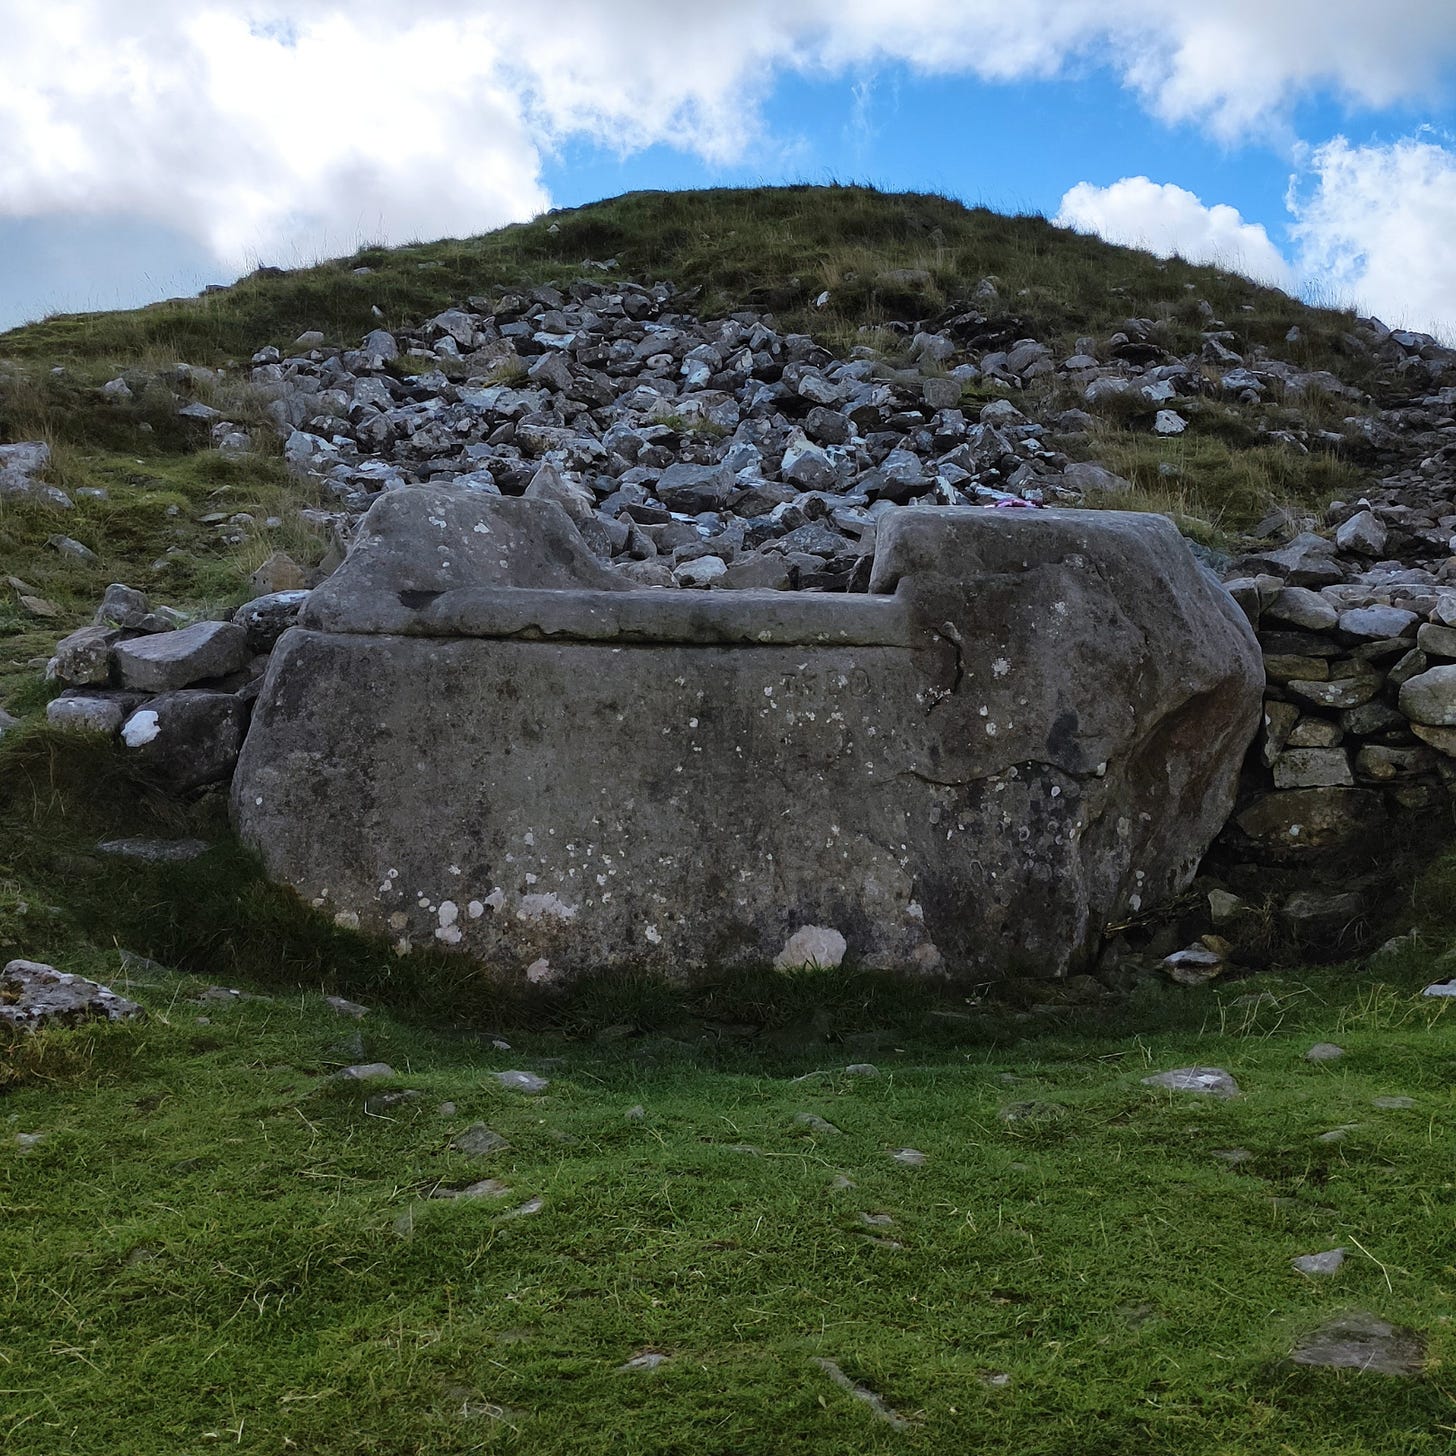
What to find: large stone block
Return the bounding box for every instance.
[233,490,1262,983]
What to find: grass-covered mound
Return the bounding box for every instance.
[1,186,1452,1452]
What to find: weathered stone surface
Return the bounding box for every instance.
[46,690,143,735]
[1271,748,1353,789]
[1292,1248,1346,1276]
[95,837,210,863]
[233,591,310,652]
[47,625,119,686]
[1290,1312,1425,1375]
[113,620,250,692]
[0,959,143,1030]
[1142,1066,1240,1097]
[1335,509,1387,556]
[0,442,71,508]
[1399,665,1456,725]
[120,691,248,792]
[233,491,1261,982]
[1234,788,1385,858]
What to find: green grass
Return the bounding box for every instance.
[2,723,1456,1452]
[2,955,1453,1455]
[0,186,1369,376]
[0,184,1450,1452]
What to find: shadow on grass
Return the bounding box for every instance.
[3,720,1450,1064]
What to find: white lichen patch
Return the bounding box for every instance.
[517,893,578,923]
[644,925,662,945]
[434,901,461,944]
[121,710,160,748]
[525,958,556,985]
[333,910,360,931]
[991,657,1011,678]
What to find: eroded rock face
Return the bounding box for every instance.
[232,489,1261,983]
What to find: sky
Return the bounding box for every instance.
[2,3,1456,338]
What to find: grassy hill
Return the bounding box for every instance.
[2,184,1454,1455]
[0,184,1367,369]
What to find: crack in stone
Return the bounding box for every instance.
[924,619,966,714]
[900,759,1085,790]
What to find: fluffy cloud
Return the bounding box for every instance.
[1289,135,1456,336]
[1058,136,1456,340]
[1055,178,1295,287]
[4,0,1456,275]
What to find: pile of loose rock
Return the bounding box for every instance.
[31,275,1456,967]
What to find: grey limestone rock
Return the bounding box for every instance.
[113,620,250,692]
[233,591,310,652]
[233,492,1261,982]
[0,442,71,508]
[336,1062,395,1080]
[1335,509,1388,556]
[1292,1248,1346,1275]
[96,837,209,863]
[48,625,120,686]
[1290,1312,1424,1375]
[1141,1066,1240,1098]
[120,691,248,792]
[46,691,142,735]
[1399,664,1456,725]
[0,959,143,1030]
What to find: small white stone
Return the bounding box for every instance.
[774,925,847,971]
[121,710,160,748]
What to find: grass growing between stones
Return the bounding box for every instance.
[2,952,1454,1455]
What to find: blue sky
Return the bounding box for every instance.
[2,3,1455,337]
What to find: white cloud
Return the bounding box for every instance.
[1056,139,1456,341]
[1288,135,1456,337]
[1055,178,1295,287]
[2,2,1456,335]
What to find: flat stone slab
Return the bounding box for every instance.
[113,620,250,692]
[233,490,1261,982]
[0,959,143,1030]
[1142,1066,1241,1098]
[1290,1312,1425,1375]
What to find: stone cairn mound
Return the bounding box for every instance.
[34,276,1456,977]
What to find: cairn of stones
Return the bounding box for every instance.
[31,274,1456,977]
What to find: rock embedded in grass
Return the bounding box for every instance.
[336,1062,395,1081]
[95,837,209,863]
[1290,1312,1425,1375]
[1292,1248,1346,1275]
[1141,1066,1240,1098]
[0,959,144,1031]
[451,1123,508,1156]
[1305,1042,1345,1062]
[616,1352,670,1373]
[793,1112,841,1135]
[495,1070,549,1094]
[433,1178,510,1201]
